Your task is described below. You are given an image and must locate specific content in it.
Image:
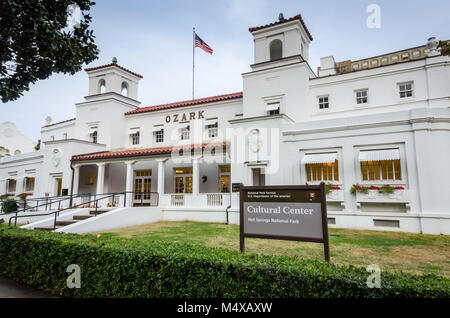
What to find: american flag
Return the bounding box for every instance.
[194,33,213,55]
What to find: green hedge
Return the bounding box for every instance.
[0,225,448,298]
[1,198,18,213]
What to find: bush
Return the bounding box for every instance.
[0,225,448,298]
[1,198,18,213]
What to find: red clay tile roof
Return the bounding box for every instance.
[125,92,243,115]
[84,62,143,79]
[248,14,313,41]
[72,142,230,161]
[42,118,76,128]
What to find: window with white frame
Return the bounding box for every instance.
[7,178,16,193]
[206,122,218,138]
[356,89,368,104]
[318,96,329,110]
[392,55,399,62]
[131,131,140,145]
[381,57,388,65]
[359,149,402,181]
[90,130,97,143]
[180,125,190,140]
[25,177,35,192]
[361,62,368,69]
[266,102,280,115]
[398,82,413,98]
[371,60,378,67]
[352,64,359,71]
[154,129,164,143]
[302,153,339,182]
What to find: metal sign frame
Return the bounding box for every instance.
[239,182,330,262]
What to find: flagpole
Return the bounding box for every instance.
[192,27,195,100]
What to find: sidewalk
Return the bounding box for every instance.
[0,276,58,298]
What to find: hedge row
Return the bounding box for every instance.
[0,225,448,298]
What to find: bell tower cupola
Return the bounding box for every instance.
[241,14,315,122]
[249,13,313,66]
[85,57,143,100]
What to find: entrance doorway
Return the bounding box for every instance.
[53,177,63,196]
[252,168,265,186]
[133,170,152,206]
[174,167,193,193]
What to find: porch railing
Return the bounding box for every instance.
[8,191,159,228]
[166,193,230,208]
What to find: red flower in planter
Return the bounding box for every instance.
[332,186,341,190]
[395,186,405,190]
[369,185,379,190]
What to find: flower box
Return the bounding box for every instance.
[356,189,410,204]
[326,189,344,202]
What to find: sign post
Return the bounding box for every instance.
[239,182,330,262]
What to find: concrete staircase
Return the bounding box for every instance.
[34,209,112,231]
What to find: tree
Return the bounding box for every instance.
[0,0,99,103]
[439,40,450,56]
[34,139,41,151]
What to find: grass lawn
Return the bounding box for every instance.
[94,221,450,278]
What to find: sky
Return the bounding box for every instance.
[1,0,449,141]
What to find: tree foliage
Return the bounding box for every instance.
[439,40,450,56]
[0,0,99,102]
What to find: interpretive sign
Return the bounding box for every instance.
[239,183,330,261]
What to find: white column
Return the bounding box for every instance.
[157,158,167,196]
[72,165,81,195]
[125,161,136,207]
[96,163,106,195]
[192,156,201,195]
[15,176,24,195]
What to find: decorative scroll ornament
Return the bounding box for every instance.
[248,129,262,153]
[52,148,61,167]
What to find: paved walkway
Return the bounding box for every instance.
[0,276,57,298]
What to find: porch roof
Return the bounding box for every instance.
[71,141,230,162]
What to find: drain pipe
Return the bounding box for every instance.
[225,193,232,224]
[69,160,74,208]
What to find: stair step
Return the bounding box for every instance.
[89,209,111,215]
[34,226,57,231]
[73,215,93,220]
[55,220,78,226]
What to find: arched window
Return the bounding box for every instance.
[14,149,21,155]
[98,79,106,94]
[121,82,128,96]
[269,39,283,61]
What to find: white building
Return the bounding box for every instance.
[0,121,36,156]
[1,14,449,234]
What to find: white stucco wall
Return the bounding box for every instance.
[0,121,36,156]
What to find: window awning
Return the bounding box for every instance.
[152,126,163,132]
[358,149,400,162]
[204,118,218,126]
[266,102,280,111]
[128,127,140,134]
[301,153,337,164]
[178,123,190,129]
